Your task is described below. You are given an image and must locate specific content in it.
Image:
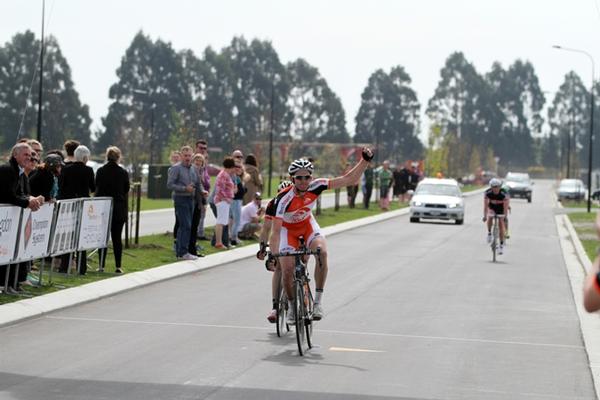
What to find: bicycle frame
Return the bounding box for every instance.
[491,215,499,262]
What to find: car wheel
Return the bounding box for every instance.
[455,219,463,225]
[527,196,532,203]
[410,217,419,223]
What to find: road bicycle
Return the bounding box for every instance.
[274,269,290,338]
[489,214,502,262]
[269,238,321,356]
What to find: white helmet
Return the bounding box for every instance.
[490,178,502,187]
[288,159,314,176]
[278,180,293,191]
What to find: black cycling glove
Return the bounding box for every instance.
[362,147,374,162]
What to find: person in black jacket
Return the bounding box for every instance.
[0,143,43,210]
[58,145,95,200]
[0,143,44,292]
[58,145,95,275]
[29,154,64,201]
[96,146,130,274]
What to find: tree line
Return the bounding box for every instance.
[0,30,596,177]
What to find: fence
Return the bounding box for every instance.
[0,197,113,294]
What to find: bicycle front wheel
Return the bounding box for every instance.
[294,280,306,355]
[304,282,314,349]
[276,284,288,337]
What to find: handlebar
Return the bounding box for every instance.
[269,248,321,258]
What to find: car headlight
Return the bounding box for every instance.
[411,201,423,207]
[447,203,459,208]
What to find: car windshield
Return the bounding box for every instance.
[506,174,529,183]
[415,184,461,197]
[560,180,584,189]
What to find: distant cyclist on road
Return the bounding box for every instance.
[269,148,374,324]
[483,178,509,255]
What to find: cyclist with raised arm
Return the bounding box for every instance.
[257,180,293,323]
[269,148,374,324]
[483,178,509,255]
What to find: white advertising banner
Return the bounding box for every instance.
[49,199,80,256]
[0,205,22,265]
[77,198,112,251]
[15,203,55,262]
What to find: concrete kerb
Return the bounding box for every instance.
[0,187,486,328]
[555,201,600,399]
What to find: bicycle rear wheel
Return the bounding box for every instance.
[294,280,306,355]
[304,282,314,349]
[492,220,498,262]
[276,284,289,337]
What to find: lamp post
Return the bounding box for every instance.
[35,0,46,143]
[268,78,275,198]
[553,45,595,212]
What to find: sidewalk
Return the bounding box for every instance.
[555,200,600,399]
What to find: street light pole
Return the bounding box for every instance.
[553,45,595,212]
[268,80,274,198]
[35,0,45,143]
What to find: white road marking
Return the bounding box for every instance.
[46,315,584,350]
[329,346,384,353]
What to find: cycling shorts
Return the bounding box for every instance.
[487,210,505,218]
[278,218,324,252]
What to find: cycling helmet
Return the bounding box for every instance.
[278,180,293,191]
[489,178,502,187]
[288,159,314,176]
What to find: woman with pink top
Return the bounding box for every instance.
[213,156,237,248]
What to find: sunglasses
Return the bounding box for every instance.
[294,175,311,181]
[198,146,207,150]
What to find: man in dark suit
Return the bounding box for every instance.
[0,143,44,292]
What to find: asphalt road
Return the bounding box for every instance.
[0,180,595,400]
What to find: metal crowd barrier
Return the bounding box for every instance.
[0,197,113,296]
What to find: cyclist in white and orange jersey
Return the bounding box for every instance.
[269,148,374,323]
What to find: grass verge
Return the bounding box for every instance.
[568,211,596,261]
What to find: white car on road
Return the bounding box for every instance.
[410,178,465,225]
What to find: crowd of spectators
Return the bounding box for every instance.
[0,138,130,293]
[167,140,266,258]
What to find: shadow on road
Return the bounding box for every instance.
[0,371,431,400]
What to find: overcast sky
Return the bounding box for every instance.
[3,0,600,141]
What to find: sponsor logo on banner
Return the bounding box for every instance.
[0,210,13,239]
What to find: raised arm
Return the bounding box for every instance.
[329,148,374,190]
